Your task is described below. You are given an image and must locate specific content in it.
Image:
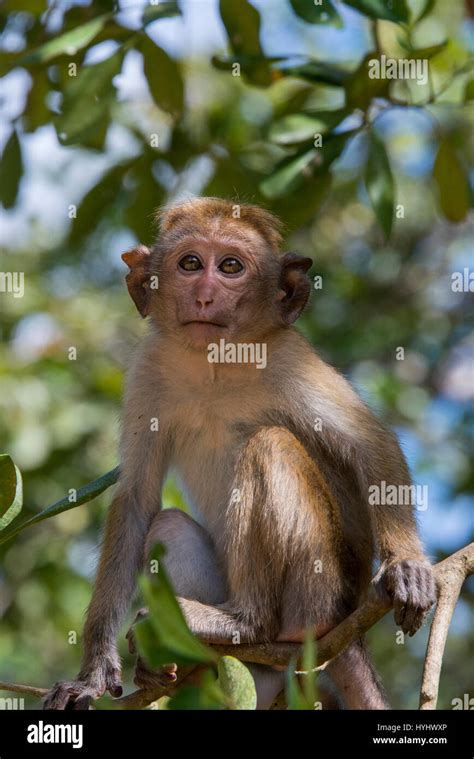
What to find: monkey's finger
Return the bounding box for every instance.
[108,681,123,698]
[43,685,74,711]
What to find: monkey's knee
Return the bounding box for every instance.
[145,508,227,605]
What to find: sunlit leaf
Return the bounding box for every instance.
[217,656,257,710]
[268,110,349,145]
[0,455,23,531]
[290,0,342,26]
[136,545,215,667]
[0,130,23,209]
[142,1,181,26]
[17,15,110,66]
[365,130,394,238]
[343,0,409,23]
[55,49,124,146]
[140,36,184,118]
[433,140,470,223]
[398,38,447,59]
[219,0,272,85]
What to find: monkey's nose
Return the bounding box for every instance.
[196,296,213,308]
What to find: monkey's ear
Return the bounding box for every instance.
[121,245,152,318]
[278,252,313,325]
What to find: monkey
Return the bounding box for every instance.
[43,197,436,710]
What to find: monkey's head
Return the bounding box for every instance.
[122,198,312,349]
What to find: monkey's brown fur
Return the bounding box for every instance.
[44,198,436,711]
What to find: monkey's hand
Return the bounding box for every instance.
[378,559,437,636]
[126,608,177,690]
[43,654,122,710]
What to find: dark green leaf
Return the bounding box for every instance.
[464,78,474,102]
[217,656,257,709]
[136,545,215,667]
[55,49,124,146]
[0,467,119,546]
[17,15,110,66]
[3,0,46,12]
[69,161,135,244]
[343,0,409,23]
[272,172,332,227]
[433,140,470,223]
[398,37,447,59]
[142,1,181,26]
[0,130,23,210]
[140,36,184,118]
[24,69,51,132]
[168,670,225,710]
[219,0,272,85]
[290,0,342,26]
[345,52,390,110]
[0,455,23,531]
[268,109,349,145]
[365,130,394,238]
[125,159,164,243]
[286,658,312,710]
[275,58,348,86]
[261,130,356,199]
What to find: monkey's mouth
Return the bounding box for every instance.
[182,320,226,328]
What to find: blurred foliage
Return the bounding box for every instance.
[0,0,473,709]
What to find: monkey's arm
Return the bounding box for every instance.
[44,353,169,710]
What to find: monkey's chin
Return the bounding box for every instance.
[181,322,227,350]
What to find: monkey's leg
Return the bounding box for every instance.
[143,508,284,709]
[324,639,388,710]
[172,427,387,709]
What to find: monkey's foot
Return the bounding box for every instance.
[126,608,177,690]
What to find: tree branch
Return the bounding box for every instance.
[1,543,472,710]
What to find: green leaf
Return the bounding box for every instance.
[272,172,332,227]
[168,670,225,710]
[0,130,23,210]
[0,467,119,547]
[268,110,349,145]
[24,69,51,132]
[365,131,394,238]
[286,658,312,710]
[290,0,342,26]
[433,140,470,223]
[3,0,47,12]
[219,0,272,86]
[345,52,390,110]
[464,78,474,102]
[55,49,124,146]
[0,455,23,531]
[276,58,348,87]
[69,161,135,244]
[343,0,409,23]
[217,656,257,710]
[261,130,356,199]
[125,158,164,243]
[17,15,110,66]
[140,36,184,118]
[300,631,318,707]
[136,545,215,667]
[416,0,435,23]
[398,37,448,59]
[142,1,181,26]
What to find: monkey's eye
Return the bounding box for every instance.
[178,254,202,272]
[218,258,244,275]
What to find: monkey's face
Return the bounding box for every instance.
[152,233,280,349]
